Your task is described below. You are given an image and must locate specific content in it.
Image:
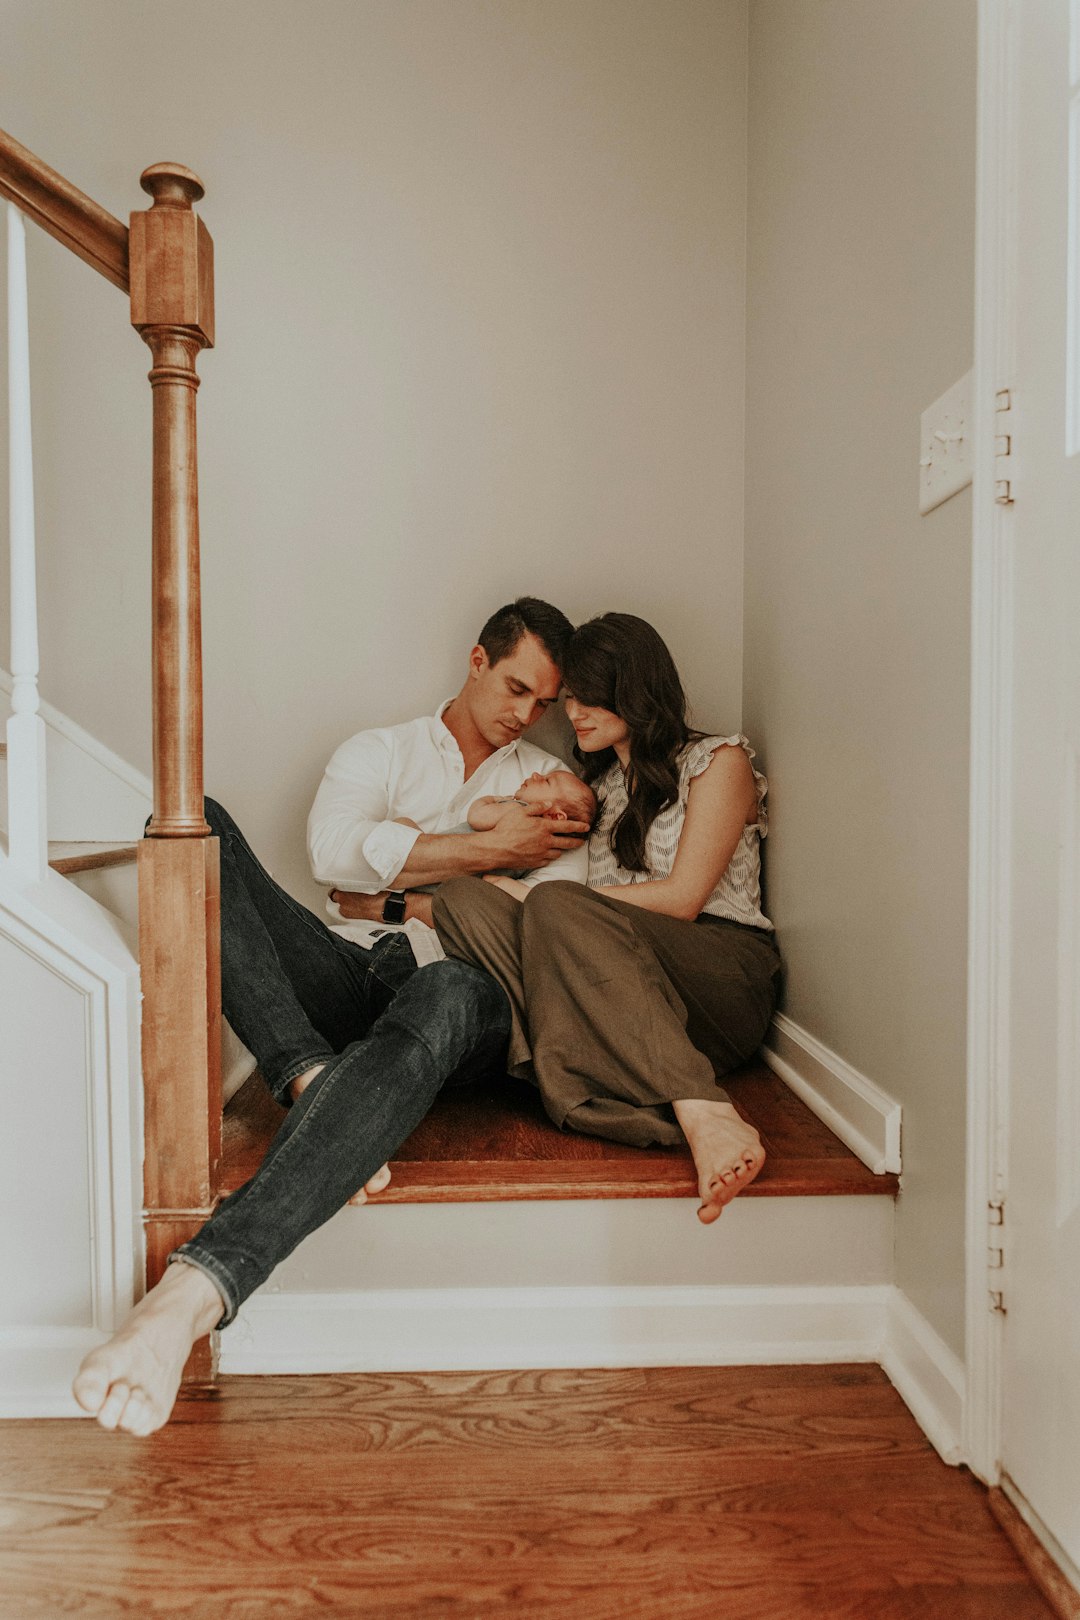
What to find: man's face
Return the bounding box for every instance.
[466,631,562,749]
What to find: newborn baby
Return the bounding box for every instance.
[467,769,597,831]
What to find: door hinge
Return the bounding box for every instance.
[994,388,1014,505]
[988,1197,1006,1313]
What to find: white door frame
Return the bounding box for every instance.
[964,0,1018,1486]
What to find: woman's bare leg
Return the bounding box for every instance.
[672,1098,766,1224]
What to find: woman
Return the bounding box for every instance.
[433,612,781,1222]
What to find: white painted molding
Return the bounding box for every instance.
[223,1283,892,1376]
[963,0,1016,1487]
[0,872,142,1342]
[5,207,47,881]
[1001,1471,1080,1598]
[0,1329,107,1418]
[881,1288,966,1467]
[6,1287,967,1466]
[0,665,151,842]
[762,1013,902,1175]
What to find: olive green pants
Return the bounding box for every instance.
[432,878,782,1149]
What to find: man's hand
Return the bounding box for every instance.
[330,889,435,928]
[331,890,387,923]
[477,802,589,869]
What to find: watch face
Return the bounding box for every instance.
[383,891,407,924]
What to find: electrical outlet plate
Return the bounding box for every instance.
[919,368,974,515]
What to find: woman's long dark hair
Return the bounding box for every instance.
[563,613,701,874]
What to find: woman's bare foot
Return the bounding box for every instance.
[72,1260,225,1435]
[672,1098,766,1224]
[290,1064,391,1206]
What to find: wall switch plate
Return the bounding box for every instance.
[919,368,973,515]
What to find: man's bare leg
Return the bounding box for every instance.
[72,1259,226,1435]
[290,1064,391,1205]
[672,1098,766,1224]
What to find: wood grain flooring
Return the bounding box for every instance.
[222,1060,899,1204]
[0,1366,1053,1619]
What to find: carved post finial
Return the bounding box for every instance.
[139,163,205,210]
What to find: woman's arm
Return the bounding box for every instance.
[599,745,758,922]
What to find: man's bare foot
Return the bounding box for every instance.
[289,1064,391,1206]
[72,1260,225,1435]
[347,1162,392,1206]
[289,1063,326,1102]
[672,1098,766,1224]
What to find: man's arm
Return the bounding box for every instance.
[393,806,588,886]
[310,728,587,894]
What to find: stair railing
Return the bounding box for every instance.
[0,128,222,1372]
[6,204,47,880]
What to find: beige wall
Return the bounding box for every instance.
[743,0,977,1355]
[1,0,748,905]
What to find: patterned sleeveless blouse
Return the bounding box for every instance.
[586,734,773,931]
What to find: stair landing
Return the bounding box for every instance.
[222,1060,898,1204]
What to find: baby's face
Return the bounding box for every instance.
[516,770,575,806]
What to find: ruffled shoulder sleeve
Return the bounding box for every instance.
[681,734,768,836]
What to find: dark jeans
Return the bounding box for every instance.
[169,798,511,1327]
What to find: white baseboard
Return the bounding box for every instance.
[222,1283,891,1375]
[0,1329,107,1418]
[3,1287,963,1474]
[762,1012,902,1175]
[881,1289,965,1465]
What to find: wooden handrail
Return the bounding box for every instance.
[0,125,128,291]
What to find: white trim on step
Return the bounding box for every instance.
[882,1288,966,1466]
[222,1283,891,1375]
[0,667,151,802]
[0,666,151,842]
[761,1012,902,1175]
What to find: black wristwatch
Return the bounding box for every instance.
[381,890,407,925]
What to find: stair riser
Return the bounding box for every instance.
[237,1193,893,1299]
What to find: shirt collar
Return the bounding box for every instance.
[432,698,521,764]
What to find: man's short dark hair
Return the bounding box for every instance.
[477,597,574,669]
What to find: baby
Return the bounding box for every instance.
[466,769,596,832]
[387,771,596,903]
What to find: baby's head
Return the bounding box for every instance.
[516,770,597,825]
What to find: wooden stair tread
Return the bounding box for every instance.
[48,840,138,874]
[221,1060,899,1204]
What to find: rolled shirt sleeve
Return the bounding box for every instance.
[307,730,420,891]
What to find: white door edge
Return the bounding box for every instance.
[963,0,1017,1487]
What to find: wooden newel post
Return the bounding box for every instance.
[129,164,221,1374]
[131,162,213,836]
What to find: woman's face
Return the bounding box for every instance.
[565,695,631,761]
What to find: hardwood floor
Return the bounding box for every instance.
[0,1365,1054,1618]
[223,1060,900,1203]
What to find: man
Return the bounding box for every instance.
[72,598,589,1436]
[310,596,588,945]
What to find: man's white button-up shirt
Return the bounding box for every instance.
[307,700,589,901]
